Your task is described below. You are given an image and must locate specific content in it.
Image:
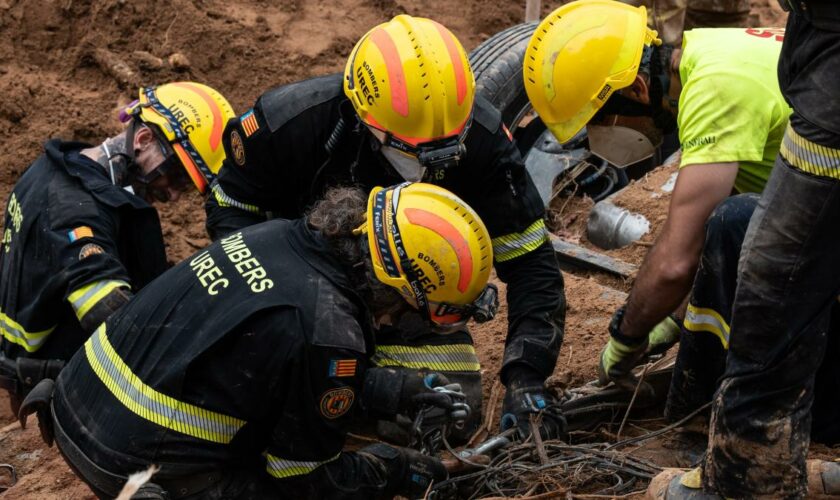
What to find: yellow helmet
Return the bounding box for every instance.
[124,82,235,194]
[344,15,475,147]
[524,0,661,143]
[360,183,494,327]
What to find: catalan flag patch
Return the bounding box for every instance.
[68,226,93,242]
[240,109,260,137]
[328,359,357,378]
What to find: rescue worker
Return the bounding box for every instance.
[687,1,840,498]
[50,183,494,499]
[204,15,566,441]
[525,0,840,449]
[0,82,235,414]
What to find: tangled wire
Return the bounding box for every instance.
[435,440,661,499]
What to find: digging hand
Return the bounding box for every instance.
[358,443,447,499]
[362,368,470,423]
[500,368,566,441]
[646,315,681,356]
[598,306,649,390]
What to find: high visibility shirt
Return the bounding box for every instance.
[678,28,791,194]
[52,219,375,495]
[0,140,166,361]
[205,74,565,379]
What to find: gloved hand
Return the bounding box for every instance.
[362,367,470,423]
[598,306,649,390]
[358,443,447,499]
[500,367,566,441]
[646,315,681,356]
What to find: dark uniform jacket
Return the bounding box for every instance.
[206,74,566,380]
[0,140,166,361]
[53,219,383,498]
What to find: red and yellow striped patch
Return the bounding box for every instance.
[328,359,357,378]
[240,110,259,137]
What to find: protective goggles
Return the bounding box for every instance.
[132,131,191,191]
[371,115,472,172]
[127,87,214,189]
[372,183,498,327]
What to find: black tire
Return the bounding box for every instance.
[469,22,538,131]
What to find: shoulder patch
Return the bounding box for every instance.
[68,226,93,242]
[240,110,260,137]
[257,74,344,132]
[230,129,246,166]
[79,243,104,259]
[320,387,354,419]
[328,358,357,378]
[473,94,502,134]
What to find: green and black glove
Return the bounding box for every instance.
[598,306,649,390]
[646,314,681,356]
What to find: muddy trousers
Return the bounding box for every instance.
[617,0,750,45]
[372,326,482,443]
[663,194,840,444]
[700,158,840,497]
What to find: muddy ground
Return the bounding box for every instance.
[0,0,803,498]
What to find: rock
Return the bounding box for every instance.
[167,52,191,71]
[133,50,164,70]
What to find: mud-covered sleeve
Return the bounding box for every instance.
[48,192,132,333]
[461,124,566,381]
[262,331,397,498]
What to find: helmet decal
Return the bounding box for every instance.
[431,20,468,105]
[403,207,472,293]
[170,82,225,152]
[369,27,409,117]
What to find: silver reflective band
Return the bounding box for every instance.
[85,325,245,443]
[265,453,339,479]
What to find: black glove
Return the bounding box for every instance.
[362,367,470,422]
[358,443,447,499]
[500,367,566,441]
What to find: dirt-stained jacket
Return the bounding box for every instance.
[51,219,403,498]
[0,140,166,362]
[205,74,566,381]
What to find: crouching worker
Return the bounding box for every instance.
[0,82,235,414]
[48,183,494,499]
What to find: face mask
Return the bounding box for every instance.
[380,145,427,182]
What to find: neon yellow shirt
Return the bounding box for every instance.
[678,28,791,194]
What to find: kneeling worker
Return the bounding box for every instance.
[50,183,494,499]
[0,82,235,413]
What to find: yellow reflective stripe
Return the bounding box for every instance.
[211,181,261,214]
[85,325,245,443]
[684,304,730,349]
[372,344,480,372]
[780,124,840,180]
[68,280,130,321]
[491,219,549,262]
[265,453,339,479]
[0,310,55,353]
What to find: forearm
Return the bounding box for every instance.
[275,452,391,500]
[621,242,696,339]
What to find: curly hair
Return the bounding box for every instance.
[306,187,406,316]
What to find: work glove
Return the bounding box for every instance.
[646,315,681,356]
[598,305,649,390]
[500,367,566,441]
[358,443,447,499]
[362,367,470,423]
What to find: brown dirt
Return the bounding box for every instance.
[0,0,795,497]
